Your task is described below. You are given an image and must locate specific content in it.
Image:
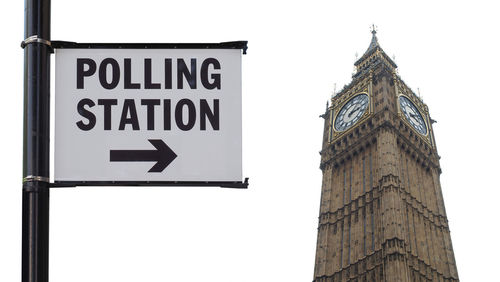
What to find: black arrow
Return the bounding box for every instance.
[110,139,177,172]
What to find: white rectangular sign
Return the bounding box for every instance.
[55,48,242,182]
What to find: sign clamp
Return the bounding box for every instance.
[23,175,50,183]
[21,34,52,49]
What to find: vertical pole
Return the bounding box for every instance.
[22,0,51,282]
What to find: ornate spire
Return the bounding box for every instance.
[365,24,379,54]
[353,25,397,77]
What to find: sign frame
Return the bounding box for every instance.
[52,41,248,189]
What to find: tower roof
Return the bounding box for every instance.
[354,27,397,72]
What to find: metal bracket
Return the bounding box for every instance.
[23,175,50,183]
[50,178,249,189]
[50,40,248,54]
[21,35,52,49]
[23,176,50,192]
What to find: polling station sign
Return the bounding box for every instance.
[54,42,246,186]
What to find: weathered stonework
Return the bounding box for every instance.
[313,31,459,282]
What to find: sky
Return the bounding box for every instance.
[1,0,499,281]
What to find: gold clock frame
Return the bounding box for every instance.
[329,84,374,143]
[392,74,435,147]
[395,89,434,149]
[332,92,370,132]
[396,94,429,136]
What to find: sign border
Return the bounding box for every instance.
[51,179,249,189]
[51,40,248,54]
[52,40,248,189]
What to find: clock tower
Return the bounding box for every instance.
[313,29,459,281]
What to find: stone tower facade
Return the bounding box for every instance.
[313,30,459,282]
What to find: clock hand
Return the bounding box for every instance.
[410,114,423,124]
[405,106,415,114]
[348,107,361,118]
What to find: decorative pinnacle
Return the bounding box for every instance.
[365,24,379,53]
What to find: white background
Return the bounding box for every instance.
[1,0,499,281]
[55,48,242,181]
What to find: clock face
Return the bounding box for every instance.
[334,93,369,132]
[399,96,427,135]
